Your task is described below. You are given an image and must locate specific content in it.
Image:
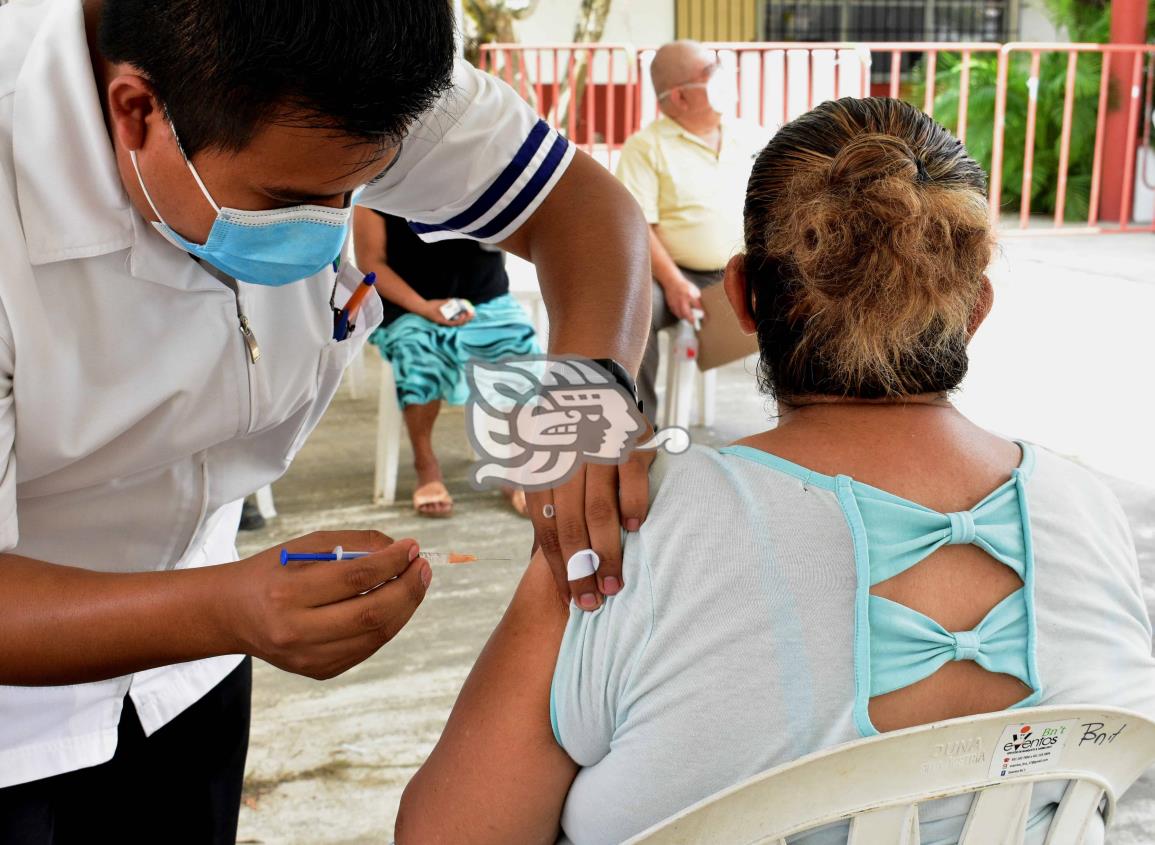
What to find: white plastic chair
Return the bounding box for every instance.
[505,254,549,341]
[626,705,1155,845]
[254,484,277,519]
[660,322,717,431]
[373,353,403,505]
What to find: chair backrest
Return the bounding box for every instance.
[625,706,1155,845]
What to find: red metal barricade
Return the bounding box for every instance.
[479,41,1155,234]
[478,43,641,164]
[990,43,1155,235]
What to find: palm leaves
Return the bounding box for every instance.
[914,50,1104,220]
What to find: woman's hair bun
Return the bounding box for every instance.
[826,133,925,189]
[742,98,994,400]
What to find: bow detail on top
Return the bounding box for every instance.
[868,589,1033,697]
[854,476,1027,586]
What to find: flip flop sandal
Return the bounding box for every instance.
[413,481,454,518]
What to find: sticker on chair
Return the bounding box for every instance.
[988,720,1076,778]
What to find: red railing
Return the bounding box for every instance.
[989,43,1155,234]
[479,41,1155,235]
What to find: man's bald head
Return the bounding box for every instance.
[650,40,713,98]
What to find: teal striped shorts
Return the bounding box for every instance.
[370,293,542,408]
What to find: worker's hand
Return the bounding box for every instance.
[225,531,432,680]
[419,299,475,327]
[664,276,702,322]
[527,424,654,611]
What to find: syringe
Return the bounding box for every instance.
[279,547,503,566]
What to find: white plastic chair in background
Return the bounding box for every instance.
[626,705,1155,845]
[505,254,549,342]
[254,484,277,519]
[373,354,403,505]
[660,318,716,431]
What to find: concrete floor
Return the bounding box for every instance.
[235,234,1155,844]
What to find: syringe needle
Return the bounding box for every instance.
[420,552,511,565]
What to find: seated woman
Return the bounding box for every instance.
[395,98,1155,844]
[353,207,541,517]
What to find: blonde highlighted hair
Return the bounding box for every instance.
[743,97,994,400]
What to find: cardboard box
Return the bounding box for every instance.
[696,281,760,371]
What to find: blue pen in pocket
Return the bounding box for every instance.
[332,271,376,341]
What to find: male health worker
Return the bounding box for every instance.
[0,0,651,840]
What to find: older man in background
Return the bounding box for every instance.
[616,40,767,424]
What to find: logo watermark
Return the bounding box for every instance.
[465,355,691,492]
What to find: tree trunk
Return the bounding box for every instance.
[572,0,614,42]
[557,0,615,140]
[462,0,541,107]
[463,0,615,135]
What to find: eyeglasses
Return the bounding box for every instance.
[657,59,722,101]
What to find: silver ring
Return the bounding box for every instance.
[542,503,555,519]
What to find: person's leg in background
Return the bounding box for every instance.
[403,400,452,517]
[453,293,542,517]
[0,658,252,845]
[638,278,677,428]
[371,317,462,518]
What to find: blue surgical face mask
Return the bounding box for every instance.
[129,130,350,286]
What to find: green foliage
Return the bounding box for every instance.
[910,0,1155,220]
[1042,0,1155,41]
[915,50,1104,220]
[1042,0,1111,41]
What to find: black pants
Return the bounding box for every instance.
[638,266,725,426]
[0,657,252,845]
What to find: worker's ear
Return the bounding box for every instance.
[723,254,757,335]
[105,73,165,153]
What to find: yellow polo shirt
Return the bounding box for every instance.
[615,115,768,272]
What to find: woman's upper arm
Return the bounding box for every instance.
[396,552,577,845]
[352,206,387,269]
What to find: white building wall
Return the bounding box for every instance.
[1018,0,1065,41]
[513,0,1068,45]
[515,0,675,46]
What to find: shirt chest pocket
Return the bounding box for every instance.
[282,267,382,462]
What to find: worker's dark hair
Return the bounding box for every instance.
[743,97,994,400]
[99,0,456,158]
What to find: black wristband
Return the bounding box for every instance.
[591,357,642,413]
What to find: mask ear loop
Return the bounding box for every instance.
[128,149,166,223]
[168,120,221,214]
[182,160,221,214]
[129,117,221,224]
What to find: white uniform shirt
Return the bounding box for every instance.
[0,0,572,787]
